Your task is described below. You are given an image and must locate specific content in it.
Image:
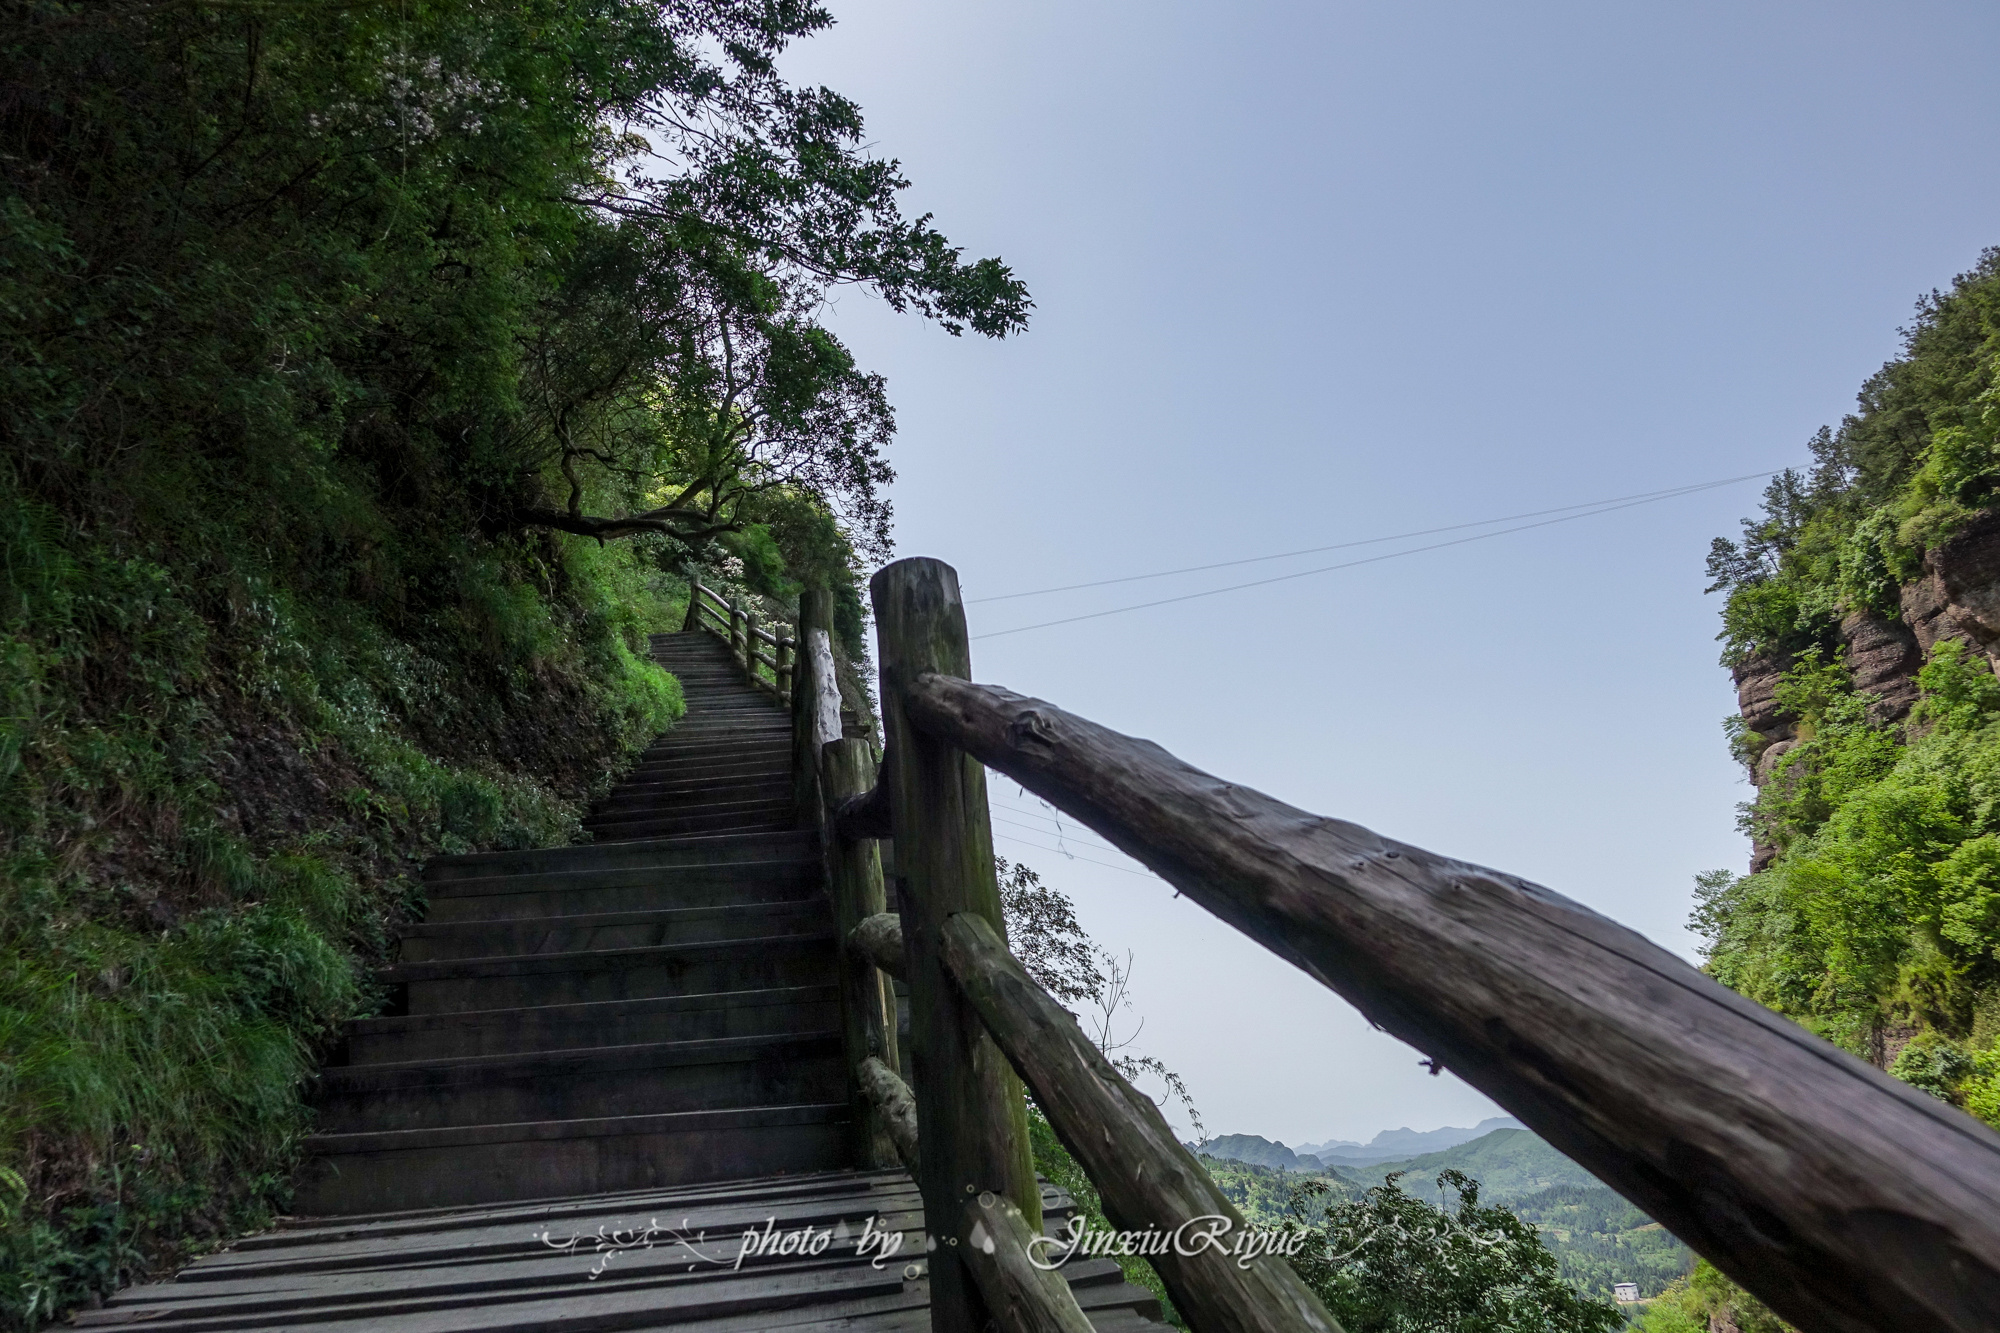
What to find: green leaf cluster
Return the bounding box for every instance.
[1279,1170,1621,1333]
[1633,1261,1794,1333]
[1697,642,2000,1121]
[1705,250,2000,663]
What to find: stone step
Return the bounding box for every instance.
[633,736,791,760]
[611,768,790,795]
[640,726,790,745]
[313,1031,844,1134]
[397,900,829,962]
[621,755,791,781]
[294,1103,851,1214]
[623,757,792,782]
[388,932,837,1013]
[341,985,840,1064]
[630,740,790,762]
[584,813,797,844]
[582,798,794,831]
[424,830,817,883]
[591,775,791,807]
[647,714,789,731]
[623,750,792,775]
[423,859,820,923]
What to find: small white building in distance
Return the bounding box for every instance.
[1612,1282,1641,1304]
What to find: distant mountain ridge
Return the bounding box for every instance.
[1298,1116,1524,1161]
[1197,1134,1324,1172]
[1197,1117,1528,1173]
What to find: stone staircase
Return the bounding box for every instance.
[294,631,849,1215]
[116,626,1173,1331]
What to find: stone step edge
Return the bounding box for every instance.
[425,829,816,877]
[398,898,825,941]
[258,1166,911,1238]
[343,984,840,1037]
[424,857,820,902]
[305,1101,851,1156]
[379,930,835,983]
[318,1029,842,1090]
[586,796,793,815]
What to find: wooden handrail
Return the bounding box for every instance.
[858,1055,921,1173]
[683,574,793,705]
[897,667,2000,1333]
[847,913,905,979]
[940,911,1342,1333]
[958,1190,1096,1333]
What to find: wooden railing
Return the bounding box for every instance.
[729,559,2000,1333]
[683,573,794,704]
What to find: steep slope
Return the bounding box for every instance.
[1701,248,2000,1119]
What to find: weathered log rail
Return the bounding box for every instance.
[683,573,793,703]
[717,554,2000,1333]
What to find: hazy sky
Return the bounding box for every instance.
[779,0,2000,1144]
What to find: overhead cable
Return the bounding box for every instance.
[972,471,1773,640]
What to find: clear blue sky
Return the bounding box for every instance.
[780,0,2000,1145]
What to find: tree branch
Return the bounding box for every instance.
[511,505,735,544]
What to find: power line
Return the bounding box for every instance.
[972,472,1769,641]
[991,829,1158,878]
[993,795,1112,845]
[991,812,1129,860]
[967,471,1778,604]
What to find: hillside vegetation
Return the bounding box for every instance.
[1700,250,2000,1124]
[0,3,1021,1324]
[1205,1129,1693,1305]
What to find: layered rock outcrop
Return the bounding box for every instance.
[1733,509,2000,871]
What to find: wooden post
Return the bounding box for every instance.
[792,588,834,828]
[870,557,1039,1333]
[728,602,745,673]
[681,571,704,632]
[958,1190,1096,1333]
[742,607,760,687]
[825,738,901,1170]
[776,627,795,706]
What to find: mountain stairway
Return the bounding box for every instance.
[85,628,1168,1331]
[294,630,845,1214]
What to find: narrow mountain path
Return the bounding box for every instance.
[77,630,1169,1330]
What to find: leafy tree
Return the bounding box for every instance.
[997,854,1105,1007]
[0,1,1024,1319]
[1636,1262,1795,1333]
[1696,643,2000,1092]
[1279,1170,1621,1333]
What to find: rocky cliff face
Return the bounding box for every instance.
[1733,510,2000,870]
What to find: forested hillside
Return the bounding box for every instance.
[1201,1130,1692,1307]
[0,3,1021,1323]
[1699,249,2000,1125]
